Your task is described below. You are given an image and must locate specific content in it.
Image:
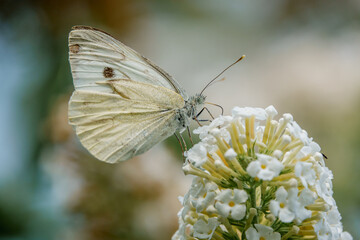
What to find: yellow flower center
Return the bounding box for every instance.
[260,237,265,240]
[280,202,285,208]
[261,164,267,169]
[229,201,235,207]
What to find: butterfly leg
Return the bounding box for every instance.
[195,107,206,119]
[205,102,224,116]
[180,133,188,153]
[174,133,185,161]
[174,132,188,161]
[202,107,215,120]
[194,116,203,126]
[187,126,194,146]
[194,107,214,125]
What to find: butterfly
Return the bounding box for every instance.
[68,26,206,163]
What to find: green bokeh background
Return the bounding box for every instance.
[0,1,359,239]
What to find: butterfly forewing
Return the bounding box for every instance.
[69,26,187,97]
[68,26,187,163]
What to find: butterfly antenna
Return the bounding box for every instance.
[200,55,245,95]
[206,77,226,89]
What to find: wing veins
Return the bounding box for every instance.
[101,112,174,161]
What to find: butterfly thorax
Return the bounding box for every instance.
[185,94,206,118]
[175,94,206,131]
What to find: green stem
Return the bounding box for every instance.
[250,185,258,224]
[242,208,257,239]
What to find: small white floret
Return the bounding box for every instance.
[341,232,353,240]
[295,161,316,188]
[193,218,220,239]
[265,105,278,118]
[224,148,237,160]
[245,224,281,240]
[283,113,293,122]
[232,106,267,120]
[186,143,208,167]
[215,189,248,220]
[269,187,297,223]
[210,128,221,137]
[246,154,284,181]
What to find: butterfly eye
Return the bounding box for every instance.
[103,67,115,78]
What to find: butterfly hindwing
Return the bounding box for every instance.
[68,79,185,163]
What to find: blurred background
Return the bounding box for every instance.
[0,0,359,239]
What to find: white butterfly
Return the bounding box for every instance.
[68,26,205,163]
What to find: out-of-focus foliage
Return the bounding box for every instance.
[0,0,359,239]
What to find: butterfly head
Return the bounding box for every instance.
[194,93,206,106]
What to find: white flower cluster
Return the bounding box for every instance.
[173,106,352,240]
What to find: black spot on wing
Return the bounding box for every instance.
[103,67,115,78]
[69,44,80,54]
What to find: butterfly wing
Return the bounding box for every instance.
[68,25,188,99]
[69,79,185,163]
[68,26,190,163]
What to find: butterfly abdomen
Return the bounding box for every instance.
[175,109,189,131]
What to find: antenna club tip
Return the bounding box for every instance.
[236,55,246,63]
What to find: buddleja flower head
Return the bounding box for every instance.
[173,106,352,240]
